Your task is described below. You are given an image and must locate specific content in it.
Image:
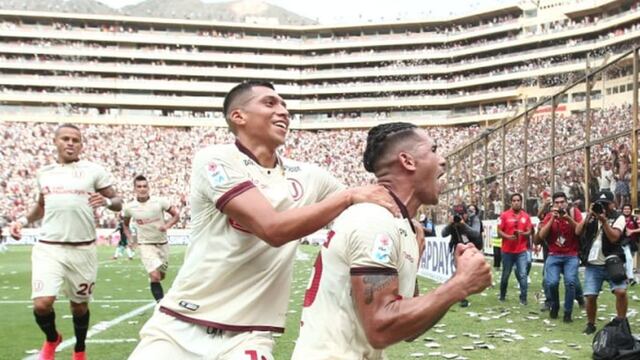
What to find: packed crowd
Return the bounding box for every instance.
[442,104,636,220]
[0,122,479,228]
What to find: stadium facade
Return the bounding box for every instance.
[0,0,639,130]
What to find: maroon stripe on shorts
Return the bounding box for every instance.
[39,240,96,246]
[159,306,285,333]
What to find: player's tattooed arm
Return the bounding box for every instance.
[351,266,469,349]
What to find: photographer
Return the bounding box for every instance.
[441,204,483,307]
[535,192,583,323]
[578,190,627,335]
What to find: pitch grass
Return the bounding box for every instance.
[0,245,638,359]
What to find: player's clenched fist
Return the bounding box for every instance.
[452,243,492,296]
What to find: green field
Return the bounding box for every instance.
[1,245,638,359]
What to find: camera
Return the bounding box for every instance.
[453,214,462,223]
[558,208,566,217]
[592,202,605,215]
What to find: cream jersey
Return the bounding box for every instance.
[159,142,343,332]
[37,160,112,243]
[123,197,171,244]
[293,202,419,360]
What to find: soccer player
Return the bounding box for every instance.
[292,122,492,359]
[123,175,180,302]
[9,123,122,360]
[128,81,396,360]
[111,217,134,260]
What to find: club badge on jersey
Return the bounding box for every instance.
[206,162,229,187]
[372,234,393,263]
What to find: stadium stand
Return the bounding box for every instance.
[1,0,640,227]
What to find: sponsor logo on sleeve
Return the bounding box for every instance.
[372,234,393,263]
[206,162,229,187]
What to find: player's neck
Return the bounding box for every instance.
[235,138,278,168]
[377,180,418,218]
[137,196,150,202]
[57,157,80,164]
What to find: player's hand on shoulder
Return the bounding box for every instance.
[453,244,492,296]
[348,184,400,216]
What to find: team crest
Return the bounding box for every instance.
[206,161,229,187]
[372,233,393,263]
[287,178,304,201]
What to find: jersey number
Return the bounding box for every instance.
[302,231,335,307]
[244,350,267,360]
[76,282,95,296]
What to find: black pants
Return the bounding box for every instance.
[493,246,502,269]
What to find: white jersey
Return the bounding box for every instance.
[37,160,112,243]
[123,197,171,244]
[293,201,419,360]
[159,141,343,332]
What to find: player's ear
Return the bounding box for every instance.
[398,151,416,171]
[228,108,247,129]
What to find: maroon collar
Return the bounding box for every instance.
[387,189,416,234]
[234,139,279,169]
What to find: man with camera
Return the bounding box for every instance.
[578,190,627,335]
[441,203,483,307]
[497,193,533,305]
[535,192,584,323]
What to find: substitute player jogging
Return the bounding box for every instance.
[128,81,397,360]
[123,175,180,302]
[10,123,122,360]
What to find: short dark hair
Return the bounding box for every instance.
[222,81,275,131]
[552,192,567,201]
[510,193,522,202]
[363,122,418,173]
[133,174,147,185]
[54,123,81,137]
[623,203,633,210]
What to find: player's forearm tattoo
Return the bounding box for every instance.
[362,275,395,304]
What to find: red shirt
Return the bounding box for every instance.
[499,208,532,254]
[625,215,639,243]
[542,209,583,256]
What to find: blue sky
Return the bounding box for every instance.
[98,0,519,24]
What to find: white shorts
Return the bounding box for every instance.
[31,242,98,303]
[139,243,169,274]
[129,310,275,360]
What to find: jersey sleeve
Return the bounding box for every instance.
[346,211,400,275]
[94,164,113,191]
[160,197,171,211]
[313,166,345,201]
[122,203,131,219]
[194,150,255,211]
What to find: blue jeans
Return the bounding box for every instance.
[584,265,628,295]
[544,255,579,314]
[500,251,528,302]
